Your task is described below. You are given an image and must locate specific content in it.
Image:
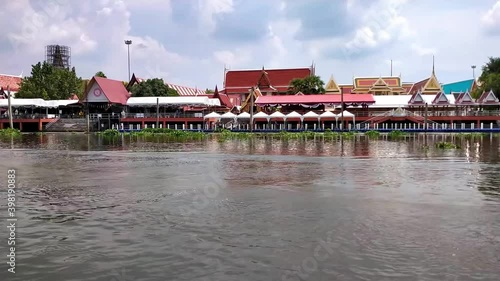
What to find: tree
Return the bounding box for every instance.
[478,57,500,99]
[287,75,325,94]
[206,88,214,94]
[16,62,83,100]
[95,71,107,78]
[130,78,179,97]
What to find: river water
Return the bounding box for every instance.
[1,133,499,281]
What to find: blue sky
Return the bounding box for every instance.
[1,0,499,89]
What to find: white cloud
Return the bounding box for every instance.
[344,0,412,55]
[482,0,500,33]
[213,49,252,67]
[198,0,234,32]
[411,44,436,56]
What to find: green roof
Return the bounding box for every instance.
[442,79,474,94]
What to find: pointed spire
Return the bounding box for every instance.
[432,55,435,75]
[214,85,219,94]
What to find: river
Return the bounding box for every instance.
[1,133,499,281]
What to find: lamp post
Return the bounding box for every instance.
[471,65,476,80]
[125,40,132,82]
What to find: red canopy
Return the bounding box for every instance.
[255,94,375,105]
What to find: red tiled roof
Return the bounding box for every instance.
[91,76,130,105]
[212,85,233,108]
[224,67,311,93]
[340,85,353,95]
[409,78,429,95]
[402,83,414,94]
[455,92,476,105]
[431,92,450,105]
[0,74,22,92]
[408,91,425,105]
[255,94,375,105]
[477,90,499,105]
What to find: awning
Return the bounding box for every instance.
[127,96,214,107]
[255,94,375,106]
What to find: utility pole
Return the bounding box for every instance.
[125,40,132,82]
[86,91,90,133]
[471,65,476,80]
[156,97,160,128]
[424,102,428,132]
[7,86,13,129]
[390,59,393,76]
[250,87,254,132]
[340,87,344,131]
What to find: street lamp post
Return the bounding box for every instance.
[471,65,476,80]
[125,40,132,82]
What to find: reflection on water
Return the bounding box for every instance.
[0,133,499,281]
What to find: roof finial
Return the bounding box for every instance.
[432,55,435,75]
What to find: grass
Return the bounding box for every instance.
[0,128,21,138]
[388,130,406,139]
[436,142,461,149]
[364,130,381,138]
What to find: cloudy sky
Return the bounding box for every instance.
[1,0,499,89]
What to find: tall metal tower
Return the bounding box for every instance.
[46,45,71,69]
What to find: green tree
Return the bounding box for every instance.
[287,75,325,94]
[478,57,500,98]
[95,71,107,78]
[130,78,179,97]
[206,88,214,94]
[16,62,83,99]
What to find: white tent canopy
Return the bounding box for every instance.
[341,110,355,118]
[320,111,338,118]
[203,112,221,119]
[0,98,79,108]
[220,112,237,119]
[270,111,286,119]
[127,96,215,107]
[253,111,270,119]
[237,112,251,119]
[285,111,303,119]
[303,111,319,118]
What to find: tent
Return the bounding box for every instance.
[236,112,251,119]
[269,111,286,119]
[319,111,338,119]
[285,111,303,120]
[203,112,221,119]
[303,111,320,119]
[220,112,237,119]
[253,111,270,121]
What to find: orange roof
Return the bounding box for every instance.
[0,74,22,92]
[224,67,311,93]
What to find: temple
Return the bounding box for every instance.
[221,66,313,106]
[351,76,406,95]
[409,58,443,95]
